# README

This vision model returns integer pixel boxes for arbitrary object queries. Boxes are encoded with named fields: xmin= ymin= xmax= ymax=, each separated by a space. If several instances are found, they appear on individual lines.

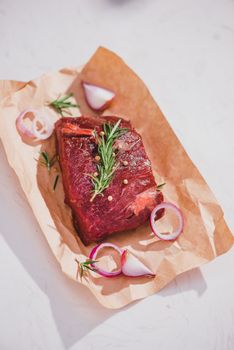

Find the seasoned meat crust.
xmin=55 ymin=116 xmax=163 ymax=245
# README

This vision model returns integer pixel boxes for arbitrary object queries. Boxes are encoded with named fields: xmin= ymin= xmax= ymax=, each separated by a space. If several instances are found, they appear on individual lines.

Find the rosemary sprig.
xmin=75 ymin=259 xmax=98 ymax=279
xmin=157 ymin=182 xmax=166 ymax=191
xmin=89 ymin=120 xmax=128 ymax=202
xmin=50 ymin=93 xmax=79 ymax=116
xmin=38 ymin=151 xmax=57 ymax=173
xmin=53 ymin=174 xmax=59 ymax=191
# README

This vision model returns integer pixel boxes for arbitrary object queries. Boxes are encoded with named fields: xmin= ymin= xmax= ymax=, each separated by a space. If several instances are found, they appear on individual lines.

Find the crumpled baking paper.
xmin=0 ymin=47 xmax=233 ymax=309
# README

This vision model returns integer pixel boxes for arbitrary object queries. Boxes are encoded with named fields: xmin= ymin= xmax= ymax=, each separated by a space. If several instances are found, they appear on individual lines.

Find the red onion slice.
xmin=82 ymin=82 xmax=115 ymax=111
xmin=89 ymin=242 xmax=123 ymax=278
xmin=121 ymin=250 xmax=154 ymax=277
xmin=16 ymin=109 xmax=54 ymax=140
xmin=31 ymin=114 xmax=54 ymax=140
xmin=150 ymin=202 xmax=184 ymax=241
xmin=16 ymin=109 xmax=39 ymax=138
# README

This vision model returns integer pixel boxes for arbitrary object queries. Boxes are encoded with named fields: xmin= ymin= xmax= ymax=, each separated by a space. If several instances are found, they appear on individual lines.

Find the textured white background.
xmin=0 ymin=0 xmax=234 ymax=349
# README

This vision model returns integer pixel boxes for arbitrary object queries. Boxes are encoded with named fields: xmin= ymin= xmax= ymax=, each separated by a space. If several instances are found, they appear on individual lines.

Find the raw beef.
xmin=55 ymin=116 xmax=163 ymax=245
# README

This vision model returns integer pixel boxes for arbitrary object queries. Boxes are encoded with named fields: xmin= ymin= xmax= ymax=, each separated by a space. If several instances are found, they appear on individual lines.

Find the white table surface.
xmin=0 ymin=0 xmax=234 ymax=349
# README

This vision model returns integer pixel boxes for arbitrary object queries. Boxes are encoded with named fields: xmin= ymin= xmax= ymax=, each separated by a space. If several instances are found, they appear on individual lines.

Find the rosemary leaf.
xmin=53 ymin=174 xmax=59 ymax=191
xmin=157 ymin=182 xmax=166 ymax=191
xmin=39 ymin=151 xmax=57 ymax=173
xmin=85 ymin=265 xmax=97 ymax=272
xmin=50 ymin=93 xmax=79 ymax=116
xmin=83 ymin=259 xmax=99 ymax=265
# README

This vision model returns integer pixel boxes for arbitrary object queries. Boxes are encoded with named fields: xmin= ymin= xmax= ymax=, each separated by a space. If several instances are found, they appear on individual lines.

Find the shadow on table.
xmin=159 ymin=268 xmax=207 ymax=298
xmin=0 ymin=142 xmax=119 ymax=349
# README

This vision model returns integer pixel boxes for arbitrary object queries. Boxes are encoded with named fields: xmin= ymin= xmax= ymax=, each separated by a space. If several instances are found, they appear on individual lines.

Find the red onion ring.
xmin=31 ymin=114 xmax=54 ymax=140
xmin=16 ymin=109 xmax=54 ymax=140
xmin=16 ymin=109 xmax=39 ymax=138
xmin=89 ymin=242 xmax=123 ymax=277
xmin=150 ymin=202 xmax=184 ymax=240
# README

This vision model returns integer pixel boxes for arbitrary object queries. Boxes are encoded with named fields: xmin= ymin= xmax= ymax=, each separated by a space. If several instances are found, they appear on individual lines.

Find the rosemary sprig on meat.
xmin=75 ymin=259 xmax=98 ymax=279
xmin=38 ymin=151 xmax=57 ymax=173
xmin=89 ymin=120 xmax=128 ymax=202
xmin=50 ymin=93 xmax=79 ymax=116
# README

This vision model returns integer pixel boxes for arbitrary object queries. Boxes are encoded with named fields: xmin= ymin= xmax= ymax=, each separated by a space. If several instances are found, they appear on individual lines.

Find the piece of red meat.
xmin=55 ymin=116 xmax=163 ymax=245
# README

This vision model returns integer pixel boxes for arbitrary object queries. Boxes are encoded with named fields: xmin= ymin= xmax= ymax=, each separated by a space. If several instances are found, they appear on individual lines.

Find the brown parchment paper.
xmin=0 ymin=47 xmax=233 ymax=309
